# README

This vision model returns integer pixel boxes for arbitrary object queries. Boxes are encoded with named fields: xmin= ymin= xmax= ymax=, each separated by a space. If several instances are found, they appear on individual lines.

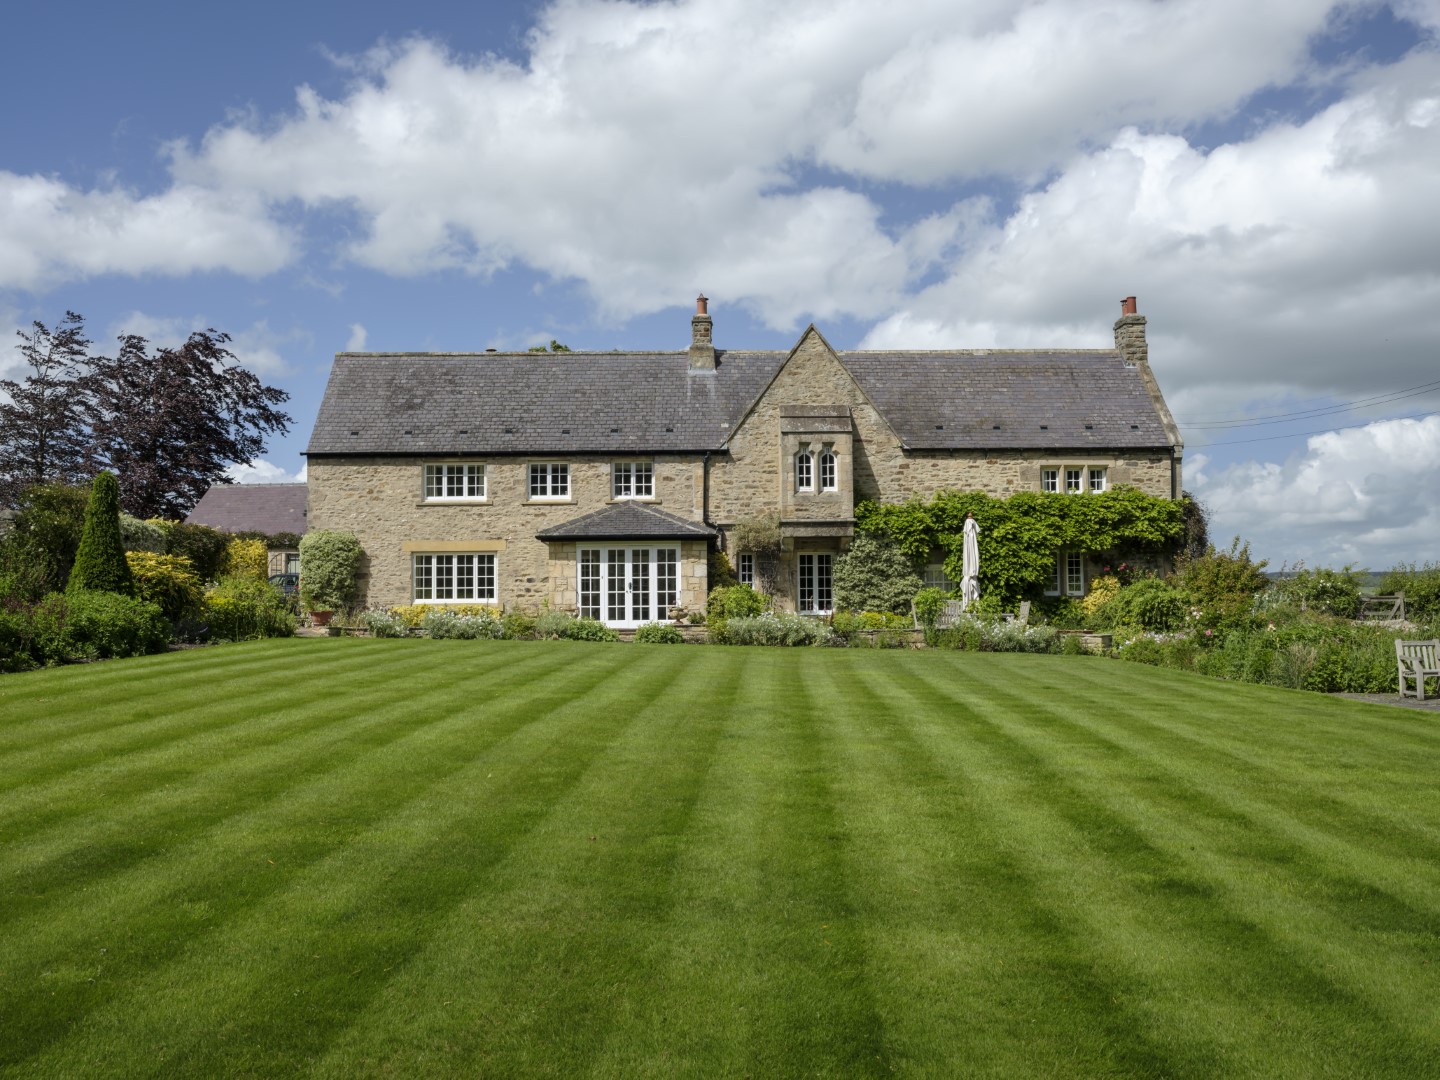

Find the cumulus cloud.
xmin=225 ymin=459 xmax=307 ymax=484
xmin=0 ymin=174 xmax=293 ymax=290
xmin=345 ymin=323 xmax=367 ymax=351
xmin=862 ymin=48 xmax=1440 ymax=418
xmin=150 ymin=0 xmax=1341 ymax=326
xmin=1190 ymin=414 xmax=1440 ymax=567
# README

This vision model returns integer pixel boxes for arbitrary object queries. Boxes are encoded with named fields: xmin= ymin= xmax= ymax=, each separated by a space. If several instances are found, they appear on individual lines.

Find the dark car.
xmin=268 ymin=572 xmax=300 ymax=596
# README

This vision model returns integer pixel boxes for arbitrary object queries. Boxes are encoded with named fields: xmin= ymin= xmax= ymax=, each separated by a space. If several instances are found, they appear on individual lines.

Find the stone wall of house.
xmin=710 ymin=329 xmax=1175 ymax=527
xmin=706 ymin=329 xmax=1178 ymax=610
xmin=307 ymin=455 xmax=706 ymax=613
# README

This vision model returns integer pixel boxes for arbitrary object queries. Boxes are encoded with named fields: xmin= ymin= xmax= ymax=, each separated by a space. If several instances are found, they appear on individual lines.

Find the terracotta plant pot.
xmin=310 ymin=610 xmax=334 ymax=627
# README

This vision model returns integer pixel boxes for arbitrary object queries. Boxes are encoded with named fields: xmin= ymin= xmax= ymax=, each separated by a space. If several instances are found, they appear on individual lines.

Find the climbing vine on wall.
xmin=855 ymin=487 xmax=1188 ymax=604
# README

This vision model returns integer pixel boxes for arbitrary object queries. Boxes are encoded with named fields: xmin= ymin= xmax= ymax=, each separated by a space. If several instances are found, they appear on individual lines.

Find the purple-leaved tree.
xmin=87 ymin=329 xmax=293 ymax=519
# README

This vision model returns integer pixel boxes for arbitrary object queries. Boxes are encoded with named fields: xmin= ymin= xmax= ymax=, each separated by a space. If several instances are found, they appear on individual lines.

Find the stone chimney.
xmin=1114 ymin=295 xmax=1184 ymax=486
xmin=1113 ymin=295 xmax=1147 ymax=367
xmin=689 ymin=294 xmax=716 ymax=371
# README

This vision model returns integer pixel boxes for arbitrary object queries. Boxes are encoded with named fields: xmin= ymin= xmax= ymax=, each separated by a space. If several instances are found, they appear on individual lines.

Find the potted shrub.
xmin=298 ymin=530 xmax=363 ymax=624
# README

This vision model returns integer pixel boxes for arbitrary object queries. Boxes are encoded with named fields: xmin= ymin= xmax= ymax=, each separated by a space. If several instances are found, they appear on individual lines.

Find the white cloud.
xmin=817 ymin=0 xmax=1333 ymax=182
xmin=1191 ymin=414 xmax=1440 ymax=567
xmin=153 ymin=1 xmax=1343 ymax=326
xmin=225 ymin=459 xmax=307 ymax=484
xmin=862 ymin=49 xmax=1440 ymax=416
xmin=345 ymin=323 xmax=368 ymax=351
xmin=0 ymin=174 xmax=293 ymax=290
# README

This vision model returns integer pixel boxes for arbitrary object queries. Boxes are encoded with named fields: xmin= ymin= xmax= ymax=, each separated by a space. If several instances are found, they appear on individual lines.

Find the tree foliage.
xmin=831 ymin=533 xmax=922 ymax=614
xmin=126 ymin=551 xmax=204 ymax=622
xmin=88 ymin=330 xmax=291 ymax=518
xmin=68 ymin=472 xmax=135 ymax=596
xmin=1 ymin=315 xmax=293 ymax=519
xmin=0 ymin=482 xmax=89 ymax=600
xmin=0 ymin=313 xmax=95 ymax=507
xmin=149 ymin=520 xmax=231 ymax=583
xmin=299 ymin=530 xmax=363 ymax=612
xmin=856 ymin=487 xmax=1188 ymax=605
xmin=1170 ymin=537 xmax=1270 ymax=631
xmin=731 ymin=514 xmax=784 ymax=594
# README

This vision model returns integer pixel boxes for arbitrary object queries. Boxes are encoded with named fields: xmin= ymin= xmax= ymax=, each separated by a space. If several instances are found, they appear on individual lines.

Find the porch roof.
xmin=535 ymin=503 xmax=717 ymax=542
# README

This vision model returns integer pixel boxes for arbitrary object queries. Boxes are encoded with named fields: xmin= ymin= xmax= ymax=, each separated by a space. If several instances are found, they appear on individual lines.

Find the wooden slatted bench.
xmin=1396 ymin=639 xmax=1440 ymax=701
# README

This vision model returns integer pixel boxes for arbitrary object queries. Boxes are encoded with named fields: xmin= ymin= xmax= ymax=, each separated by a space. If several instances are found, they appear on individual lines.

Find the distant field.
xmin=2 ymin=639 xmax=1438 ymax=1078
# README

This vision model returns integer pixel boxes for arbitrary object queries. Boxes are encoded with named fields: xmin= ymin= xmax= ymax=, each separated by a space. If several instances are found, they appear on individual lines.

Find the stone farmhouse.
xmin=304 ymin=297 xmax=1182 ymax=627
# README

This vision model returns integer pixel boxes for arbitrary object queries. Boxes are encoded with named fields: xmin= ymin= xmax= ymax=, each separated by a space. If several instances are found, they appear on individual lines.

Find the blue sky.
xmin=3 ymin=0 xmax=1438 ymax=569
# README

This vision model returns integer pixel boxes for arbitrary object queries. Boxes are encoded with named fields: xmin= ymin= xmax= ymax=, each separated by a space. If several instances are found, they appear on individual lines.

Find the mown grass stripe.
xmin=301 ymin=646 xmax=740 ymax=1077
xmin=1053 ymin=661 xmax=1440 ymax=857
xmin=0 ymin=638 xmax=532 ymax=785
xmin=18 ymin=645 xmax=693 ymax=1078
xmin=0 ymin=643 xmax=574 ymax=898
xmin=898 ymin=655 xmax=1437 ymax=1075
xmin=0 ymin=641 xmax=374 ymax=748
xmin=941 ymin=663 xmax=1440 ymax=1052
xmin=1010 ymin=663 xmax=1440 ymax=909
xmin=0 ymin=642 xmax=643 ymax=1069
xmin=2 ymin=641 xmax=1437 ymax=1076
xmin=820 ymin=653 xmax=1188 ymax=1077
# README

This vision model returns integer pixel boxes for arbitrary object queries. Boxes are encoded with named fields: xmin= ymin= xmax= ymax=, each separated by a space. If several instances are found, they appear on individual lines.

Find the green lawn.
xmin=2 ymin=639 xmax=1438 ymax=1078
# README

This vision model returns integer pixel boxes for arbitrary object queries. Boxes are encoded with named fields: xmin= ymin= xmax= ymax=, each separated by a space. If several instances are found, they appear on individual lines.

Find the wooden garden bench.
xmin=911 ymin=599 xmax=966 ymax=630
xmin=935 ymin=600 xmax=965 ymax=629
xmin=1396 ymin=639 xmax=1440 ymax=701
xmin=1004 ymin=601 xmax=1031 ymax=626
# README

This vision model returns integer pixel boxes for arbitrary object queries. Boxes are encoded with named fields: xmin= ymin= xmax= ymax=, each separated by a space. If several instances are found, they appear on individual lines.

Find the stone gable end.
xmin=710 ymin=327 xmax=899 ymax=525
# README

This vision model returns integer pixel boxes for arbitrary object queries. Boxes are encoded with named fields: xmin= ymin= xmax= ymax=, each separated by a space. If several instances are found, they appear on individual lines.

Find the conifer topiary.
xmin=68 ymin=472 xmax=135 ymax=596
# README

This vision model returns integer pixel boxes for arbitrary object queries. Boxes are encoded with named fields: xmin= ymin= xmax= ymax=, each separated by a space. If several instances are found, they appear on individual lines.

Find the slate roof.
xmin=534 ymin=503 xmax=718 ymax=541
xmin=307 ymin=351 xmax=781 ymax=456
xmin=185 ymin=483 xmax=307 ymax=535
xmin=838 ymin=351 xmax=1171 ymax=450
xmin=306 ymin=345 xmax=1175 ymax=456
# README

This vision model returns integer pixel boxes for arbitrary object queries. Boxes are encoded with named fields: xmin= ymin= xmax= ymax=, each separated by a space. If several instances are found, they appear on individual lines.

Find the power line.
xmin=1179 ymin=377 xmax=1440 ymax=428
xmin=1187 ymin=410 xmax=1438 ymax=448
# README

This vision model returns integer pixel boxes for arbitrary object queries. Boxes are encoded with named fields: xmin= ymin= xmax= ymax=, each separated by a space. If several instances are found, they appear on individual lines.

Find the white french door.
xmin=797 ymin=552 xmax=834 ymax=615
xmin=578 ymin=546 xmax=679 ymax=628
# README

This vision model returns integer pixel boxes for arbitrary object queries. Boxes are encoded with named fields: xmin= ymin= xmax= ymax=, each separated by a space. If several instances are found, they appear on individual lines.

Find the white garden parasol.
xmin=961 ymin=514 xmax=980 ymax=608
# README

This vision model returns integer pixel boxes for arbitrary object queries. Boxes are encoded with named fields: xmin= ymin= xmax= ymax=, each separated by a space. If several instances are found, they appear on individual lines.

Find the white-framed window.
xmin=795 ymin=451 xmax=814 ymax=492
xmin=819 ymin=449 xmax=837 ymax=492
xmin=797 ymin=553 xmax=834 ymax=614
xmin=1045 ymin=550 xmax=1086 ymax=596
xmin=736 ymin=553 xmax=755 ymax=587
xmin=612 ymin=461 xmax=654 ymax=499
xmin=1065 ymin=468 xmax=1083 ymax=494
xmin=424 ymin=462 xmax=486 ymax=501
xmin=1042 ymin=469 xmax=1058 ymax=493
xmin=1089 ymin=467 xmax=1108 ymax=493
xmin=528 ymin=462 xmax=570 ymax=500
xmin=924 ymin=562 xmax=954 ymax=591
xmin=577 ymin=545 xmax=679 ymax=627
xmin=412 ymin=553 xmax=497 ymax=603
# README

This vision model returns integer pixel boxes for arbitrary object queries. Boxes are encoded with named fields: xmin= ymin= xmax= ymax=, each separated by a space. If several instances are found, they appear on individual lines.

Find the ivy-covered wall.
xmin=855 ymin=487 xmax=1188 ymax=604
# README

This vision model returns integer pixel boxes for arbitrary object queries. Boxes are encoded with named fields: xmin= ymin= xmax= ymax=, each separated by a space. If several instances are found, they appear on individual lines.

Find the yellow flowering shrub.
xmin=220 ymin=537 xmax=268 ymax=580
xmin=388 ymin=603 xmax=496 ymax=628
xmin=1080 ymin=574 xmax=1121 ymax=622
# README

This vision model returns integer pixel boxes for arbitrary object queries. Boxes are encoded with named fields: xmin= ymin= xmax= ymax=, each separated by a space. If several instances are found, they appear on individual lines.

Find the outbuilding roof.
xmin=306 ymin=345 xmax=1174 ymax=456
xmin=185 ymin=483 xmax=307 ymax=535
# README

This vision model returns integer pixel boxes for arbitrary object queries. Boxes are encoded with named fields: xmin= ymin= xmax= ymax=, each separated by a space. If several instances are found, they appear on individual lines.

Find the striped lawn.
xmin=1 ymin=639 xmax=1438 ymax=1078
